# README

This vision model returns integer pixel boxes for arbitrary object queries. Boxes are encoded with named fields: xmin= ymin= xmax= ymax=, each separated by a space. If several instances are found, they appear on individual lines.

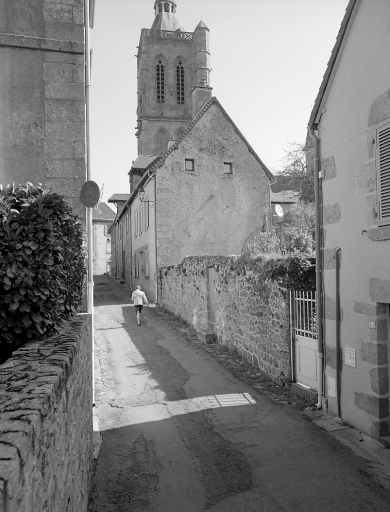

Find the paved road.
xmin=89 ymin=275 xmax=390 ymax=512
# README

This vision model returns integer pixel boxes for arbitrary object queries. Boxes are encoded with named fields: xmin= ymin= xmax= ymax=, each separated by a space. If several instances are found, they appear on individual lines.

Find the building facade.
xmin=0 ymin=0 xmax=94 ymax=219
xmin=92 ymin=202 xmax=115 ymax=275
xmin=308 ymin=0 xmax=390 ymax=442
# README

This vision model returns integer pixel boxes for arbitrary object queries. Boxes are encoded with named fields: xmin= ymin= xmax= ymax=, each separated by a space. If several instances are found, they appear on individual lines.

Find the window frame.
xmin=185 ymin=158 xmax=195 ymax=172
xmin=223 ymin=162 xmax=233 ymax=175
xmin=156 ymin=61 xmax=165 ymax=104
xmin=145 ymin=248 xmax=150 ymax=278
xmin=176 ymin=61 xmax=185 ymax=105
xmin=376 ymin=118 xmax=390 ymax=226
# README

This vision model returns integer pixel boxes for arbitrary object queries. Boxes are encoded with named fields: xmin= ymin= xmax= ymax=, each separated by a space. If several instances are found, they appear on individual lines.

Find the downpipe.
xmin=336 ymin=248 xmax=342 ymax=419
xmin=310 ymin=128 xmax=324 ymax=410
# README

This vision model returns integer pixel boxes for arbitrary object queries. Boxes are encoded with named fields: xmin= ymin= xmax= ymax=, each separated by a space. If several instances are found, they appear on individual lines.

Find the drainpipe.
xmin=154 ymin=174 xmax=158 ymax=304
xmin=310 ymin=128 xmax=324 ymax=410
xmin=335 ymin=248 xmax=342 ymax=418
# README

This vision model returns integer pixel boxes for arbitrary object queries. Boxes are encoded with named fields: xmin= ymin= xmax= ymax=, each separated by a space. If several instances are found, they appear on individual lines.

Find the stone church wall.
xmin=0 ymin=314 xmax=93 ymax=512
xmin=158 ymin=256 xmax=291 ymax=383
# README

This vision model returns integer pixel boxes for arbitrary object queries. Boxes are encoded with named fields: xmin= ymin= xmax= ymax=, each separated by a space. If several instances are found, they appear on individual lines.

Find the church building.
xmin=110 ymin=1 xmax=273 ymax=302
xmin=136 ymin=0 xmax=211 ymax=156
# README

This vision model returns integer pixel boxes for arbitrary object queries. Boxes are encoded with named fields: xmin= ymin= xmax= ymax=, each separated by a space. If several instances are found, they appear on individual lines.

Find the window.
xmin=185 ymin=159 xmax=195 ymax=171
xmin=224 ymin=162 xmax=233 ymax=175
xmin=134 ymin=254 xmax=138 ymax=278
xmin=145 ymin=201 xmax=149 ymax=228
xmin=156 ymin=127 xmax=170 ymax=155
xmin=140 ymin=205 xmax=143 ymax=233
xmin=177 ymin=62 xmax=184 ymax=104
xmin=164 ymin=2 xmax=169 ymax=12
xmin=376 ymin=120 xmax=390 ymax=225
xmin=135 ymin=211 xmax=138 ymax=237
xmin=145 ymin=249 xmax=150 ymax=278
xmin=158 ymin=3 xmax=162 ymax=13
xmin=157 ymin=61 xmax=164 ymax=103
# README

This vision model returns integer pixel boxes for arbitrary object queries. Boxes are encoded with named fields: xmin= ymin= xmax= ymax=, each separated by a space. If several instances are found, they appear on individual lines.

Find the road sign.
xmin=80 ymin=181 xmax=100 ymax=208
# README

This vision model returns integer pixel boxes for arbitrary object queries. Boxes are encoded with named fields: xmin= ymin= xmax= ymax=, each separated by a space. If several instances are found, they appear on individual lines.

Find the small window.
xmin=145 ymin=249 xmax=150 ymax=278
xmin=158 ymin=3 xmax=162 ymax=13
xmin=376 ymin=119 xmax=390 ymax=225
xmin=164 ymin=3 xmax=169 ymax=12
xmin=224 ymin=162 xmax=233 ymax=174
xmin=135 ymin=211 xmax=138 ymax=237
xmin=177 ymin=62 xmax=184 ymax=104
xmin=185 ymin=159 xmax=195 ymax=171
xmin=145 ymin=202 xmax=149 ymax=228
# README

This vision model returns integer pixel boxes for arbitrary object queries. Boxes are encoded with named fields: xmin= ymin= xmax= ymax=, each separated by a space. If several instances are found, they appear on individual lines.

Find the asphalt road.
xmin=89 ymin=275 xmax=390 ymax=512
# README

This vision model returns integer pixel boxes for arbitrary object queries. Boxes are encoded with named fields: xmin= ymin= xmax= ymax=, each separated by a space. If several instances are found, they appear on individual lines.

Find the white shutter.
xmin=377 ymin=121 xmax=390 ymax=224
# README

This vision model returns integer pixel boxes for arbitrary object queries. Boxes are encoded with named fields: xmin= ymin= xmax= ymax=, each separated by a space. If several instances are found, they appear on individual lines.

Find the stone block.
xmin=73 ymin=5 xmax=84 ymax=24
xmin=44 ymin=62 xmax=73 ymax=82
xmin=354 ymin=301 xmax=386 ymax=316
xmin=369 ymin=319 xmax=388 ymax=342
xmin=45 ymin=22 xmax=84 ymax=44
xmin=322 ymin=156 xmax=336 ymax=181
xmin=361 ymin=342 xmax=388 ymax=365
xmin=324 ymin=295 xmax=343 ymax=321
xmin=370 ymin=278 xmax=390 ymax=303
xmin=370 ymin=367 xmax=389 ymax=396
xmin=368 ymin=89 xmax=390 ymax=128
xmin=324 ymin=248 xmax=340 ymax=270
xmin=355 ymin=392 xmax=389 ymax=419
xmin=45 ymin=99 xmax=85 ymax=123
xmin=44 ymin=3 xmax=73 ymax=23
xmin=44 ymin=140 xmax=74 ymax=159
xmin=46 ymin=159 xmax=85 ymax=179
xmin=367 ymin=225 xmax=390 ymax=241
xmin=197 ymin=330 xmax=216 ymax=344
xmin=45 ymin=83 xmax=84 ymax=101
xmin=46 ymin=120 xmax=85 ymax=141
xmin=323 ymin=204 xmax=341 ymax=225
xmin=45 ymin=52 xmax=84 ymax=65
xmin=355 ymin=161 xmax=376 ymax=195
xmin=74 ymin=141 xmax=86 ymax=158
xmin=45 ymin=178 xmax=85 ymax=197
xmin=325 ymin=345 xmax=337 ymax=370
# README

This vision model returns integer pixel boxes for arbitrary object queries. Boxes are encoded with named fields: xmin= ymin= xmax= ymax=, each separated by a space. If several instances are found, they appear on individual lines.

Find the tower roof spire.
xmin=152 ymin=0 xmax=183 ymax=32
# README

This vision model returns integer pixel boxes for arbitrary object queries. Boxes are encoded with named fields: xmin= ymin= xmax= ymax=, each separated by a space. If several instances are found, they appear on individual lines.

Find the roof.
xmin=270 ymin=189 xmax=299 ymax=204
xmin=146 ymin=96 xmax=274 ymax=181
xmin=92 ymin=202 xmax=116 ymax=222
xmin=108 ymin=194 xmax=131 ymax=203
xmin=151 ymin=13 xmax=182 ymax=31
xmin=308 ymin=0 xmax=360 ymax=128
xmin=130 ymin=155 xmax=160 ymax=173
xmin=154 ymin=0 xmax=176 ymax=7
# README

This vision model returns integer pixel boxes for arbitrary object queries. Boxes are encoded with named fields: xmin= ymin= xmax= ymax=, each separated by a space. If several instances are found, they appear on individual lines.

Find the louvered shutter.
xmin=377 ymin=121 xmax=390 ymax=225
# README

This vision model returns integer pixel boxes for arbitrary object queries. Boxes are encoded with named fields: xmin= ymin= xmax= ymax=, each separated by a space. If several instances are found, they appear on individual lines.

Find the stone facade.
xmin=0 ymin=0 xmax=87 ymax=219
xmin=136 ymin=1 xmax=210 ymax=155
xmin=0 ymin=314 xmax=93 ymax=512
xmin=158 ymin=256 xmax=291 ymax=383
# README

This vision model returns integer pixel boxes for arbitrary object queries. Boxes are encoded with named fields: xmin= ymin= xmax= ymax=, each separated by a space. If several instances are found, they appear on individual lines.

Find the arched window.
xmin=158 ymin=3 xmax=162 ymax=13
xmin=157 ymin=61 xmax=164 ymax=103
xmin=176 ymin=61 xmax=184 ymax=104
xmin=156 ymin=128 xmax=170 ymax=155
xmin=175 ymin=127 xmax=186 ymax=141
xmin=164 ymin=3 xmax=169 ymax=12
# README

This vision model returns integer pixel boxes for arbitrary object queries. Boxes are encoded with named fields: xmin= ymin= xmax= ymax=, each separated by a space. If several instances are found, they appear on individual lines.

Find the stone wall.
xmin=158 ymin=256 xmax=291 ymax=383
xmin=0 ymin=314 xmax=93 ymax=512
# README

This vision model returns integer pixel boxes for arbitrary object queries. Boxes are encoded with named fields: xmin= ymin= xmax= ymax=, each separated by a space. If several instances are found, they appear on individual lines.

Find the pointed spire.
xmin=152 ymin=1 xmax=183 ymax=31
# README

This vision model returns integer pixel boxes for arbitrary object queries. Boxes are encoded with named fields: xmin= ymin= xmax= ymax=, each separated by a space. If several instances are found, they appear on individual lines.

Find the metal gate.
xmin=290 ymin=291 xmax=318 ymax=390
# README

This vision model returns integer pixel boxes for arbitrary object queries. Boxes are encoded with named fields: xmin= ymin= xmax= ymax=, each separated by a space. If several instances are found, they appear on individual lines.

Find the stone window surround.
xmin=184 ymin=155 xmax=196 ymax=172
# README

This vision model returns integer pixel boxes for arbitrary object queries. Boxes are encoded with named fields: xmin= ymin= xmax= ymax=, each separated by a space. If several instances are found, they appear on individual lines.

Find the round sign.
xmin=275 ymin=204 xmax=284 ymax=217
xmin=80 ymin=181 xmax=100 ymax=208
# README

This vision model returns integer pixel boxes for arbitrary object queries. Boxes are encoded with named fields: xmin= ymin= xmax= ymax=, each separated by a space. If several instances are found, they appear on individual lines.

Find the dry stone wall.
xmin=158 ymin=256 xmax=291 ymax=383
xmin=0 ymin=314 xmax=93 ymax=512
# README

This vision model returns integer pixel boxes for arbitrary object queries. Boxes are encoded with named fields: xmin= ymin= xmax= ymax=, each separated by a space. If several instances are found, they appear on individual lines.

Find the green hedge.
xmin=0 ymin=183 xmax=86 ymax=361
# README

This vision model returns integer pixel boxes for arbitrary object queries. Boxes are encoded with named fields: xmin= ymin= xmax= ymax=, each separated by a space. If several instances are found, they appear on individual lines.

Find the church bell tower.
xmin=136 ymin=0 xmax=211 ymax=156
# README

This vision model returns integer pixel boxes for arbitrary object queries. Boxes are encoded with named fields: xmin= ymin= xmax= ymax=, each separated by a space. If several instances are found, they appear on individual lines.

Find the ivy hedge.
xmin=0 ymin=183 xmax=86 ymax=362
xmin=161 ymin=253 xmax=316 ymax=292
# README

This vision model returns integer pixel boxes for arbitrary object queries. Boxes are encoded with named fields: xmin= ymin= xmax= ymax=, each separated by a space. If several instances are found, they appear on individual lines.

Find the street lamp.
xmin=138 ymin=185 xmax=155 ymax=207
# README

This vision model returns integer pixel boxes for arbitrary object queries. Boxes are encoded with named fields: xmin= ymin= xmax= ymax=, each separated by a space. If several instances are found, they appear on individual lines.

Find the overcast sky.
xmin=90 ymin=0 xmax=350 ymax=203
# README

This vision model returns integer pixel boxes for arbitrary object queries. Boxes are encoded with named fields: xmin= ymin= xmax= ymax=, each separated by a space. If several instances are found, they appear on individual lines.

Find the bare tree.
xmin=274 ymin=142 xmax=314 ymax=203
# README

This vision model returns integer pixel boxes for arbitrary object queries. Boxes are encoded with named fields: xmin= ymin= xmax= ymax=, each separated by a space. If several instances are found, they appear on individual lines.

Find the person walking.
xmin=131 ymin=285 xmax=149 ymax=326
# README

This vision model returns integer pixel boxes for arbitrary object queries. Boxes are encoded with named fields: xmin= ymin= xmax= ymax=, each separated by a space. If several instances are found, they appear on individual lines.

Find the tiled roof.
xmin=108 ymin=194 xmax=131 ymax=203
xmin=308 ymin=0 xmax=359 ymax=128
xmin=131 ymin=155 xmax=160 ymax=171
xmin=92 ymin=202 xmax=116 ymax=221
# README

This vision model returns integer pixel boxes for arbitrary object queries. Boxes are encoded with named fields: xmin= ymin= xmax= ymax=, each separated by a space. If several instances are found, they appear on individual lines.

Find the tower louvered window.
xmin=177 ymin=62 xmax=184 ymax=104
xmin=157 ymin=61 xmax=164 ymax=103
xmin=376 ymin=120 xmax=390 ymax=225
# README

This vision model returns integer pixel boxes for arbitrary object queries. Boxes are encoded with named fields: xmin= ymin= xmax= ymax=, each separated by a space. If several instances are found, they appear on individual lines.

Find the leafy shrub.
xmin=0 ymin=183 xmax=86 ymax=360
xmin=243 ymin=230 xmax=280 ymax=257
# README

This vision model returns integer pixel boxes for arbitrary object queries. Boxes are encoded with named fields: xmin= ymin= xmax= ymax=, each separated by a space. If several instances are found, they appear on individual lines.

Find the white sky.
xmin=90 ymin=0 xmax=350 ymax=203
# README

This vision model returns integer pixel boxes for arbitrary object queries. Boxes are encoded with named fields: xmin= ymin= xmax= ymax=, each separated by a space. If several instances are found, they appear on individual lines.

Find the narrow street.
xmin=89 ymin=275 xmax=390 ymax=512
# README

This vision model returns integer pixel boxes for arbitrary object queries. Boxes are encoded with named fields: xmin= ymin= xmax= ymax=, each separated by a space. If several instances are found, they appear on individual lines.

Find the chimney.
xmin=192 ymin=80 xmax=213 ymax=119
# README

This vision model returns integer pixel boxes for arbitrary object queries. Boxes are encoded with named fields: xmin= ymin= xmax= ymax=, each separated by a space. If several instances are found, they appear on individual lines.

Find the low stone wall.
xmin=0 ymin=314 xmax=93 ymax=512
xmin=158 ymin=256 xmax=291 ymax=383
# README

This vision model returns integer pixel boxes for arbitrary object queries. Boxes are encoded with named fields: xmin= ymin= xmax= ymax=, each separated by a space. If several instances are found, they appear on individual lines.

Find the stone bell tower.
xmin=136 ymin=0 xmax=212 ymax=156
